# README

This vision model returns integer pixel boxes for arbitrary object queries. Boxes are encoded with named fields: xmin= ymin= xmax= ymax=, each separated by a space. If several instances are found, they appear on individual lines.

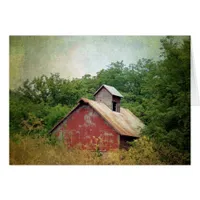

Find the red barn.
xmin=49 ymin=85 xmax=144 ymax=151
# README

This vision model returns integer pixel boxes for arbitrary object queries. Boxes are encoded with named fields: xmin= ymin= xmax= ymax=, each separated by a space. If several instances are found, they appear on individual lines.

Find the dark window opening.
xmin=112 ymin=102 xmax=117 ymax=111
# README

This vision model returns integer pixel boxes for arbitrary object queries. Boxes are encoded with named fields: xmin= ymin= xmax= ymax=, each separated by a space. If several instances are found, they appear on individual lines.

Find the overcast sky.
xmin=10 ymin=36 xmax=164 ymax=89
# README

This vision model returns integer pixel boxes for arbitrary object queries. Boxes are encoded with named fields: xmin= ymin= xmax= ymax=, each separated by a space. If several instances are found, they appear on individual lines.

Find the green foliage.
xmin=127 ymin=136 xmax=189 ymax=165
xmin=154 ymin=143 xmax=190 ymax=165
xmin=9 ymin=90 xmax=49 ymax=134
xmin=21 ymin=113 xmax=44 ymax=134
xmin=123 ymin=136 xmax=162 ymax=164
xmin=44 ymin=104 xmax=71 ymax=130
xmin=45 ymin=134 xmax=60 ymax=146
xmin=140 ymin=37 xmax=190 ymax=152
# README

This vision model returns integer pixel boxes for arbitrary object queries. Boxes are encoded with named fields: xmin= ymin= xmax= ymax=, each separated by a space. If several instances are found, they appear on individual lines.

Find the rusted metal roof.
xmin=94 ymin=84 xmax=123 ymax=98
xmin=80 ymin=98 xmax=144 ymax=137
xmin=49 ymin=97 xmax=144 ymax=137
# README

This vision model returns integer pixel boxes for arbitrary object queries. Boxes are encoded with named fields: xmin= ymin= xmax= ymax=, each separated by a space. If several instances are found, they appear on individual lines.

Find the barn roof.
xmin=94 ymin=84 xmax=123 ymax=98
xmin=49 ymin=98 xmax=144 ymax=137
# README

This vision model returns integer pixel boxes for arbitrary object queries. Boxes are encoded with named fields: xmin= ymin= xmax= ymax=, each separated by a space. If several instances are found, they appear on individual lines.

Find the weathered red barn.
xmin=49 ymin=85 xmax=144 ymax=151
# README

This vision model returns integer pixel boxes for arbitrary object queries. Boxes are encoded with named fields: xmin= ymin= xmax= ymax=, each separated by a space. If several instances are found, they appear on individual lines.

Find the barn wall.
xmin=52 ymin=104 xmax=119 ymax=151
xmin=95 ymin=88 xmax=112 ymax=110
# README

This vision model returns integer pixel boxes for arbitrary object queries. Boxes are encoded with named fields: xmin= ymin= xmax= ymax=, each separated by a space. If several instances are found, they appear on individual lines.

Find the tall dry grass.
xmin=10 ymin=134 xmax=189 ymax=165
xmin=9 ymin=134 xmax=161 ymax=165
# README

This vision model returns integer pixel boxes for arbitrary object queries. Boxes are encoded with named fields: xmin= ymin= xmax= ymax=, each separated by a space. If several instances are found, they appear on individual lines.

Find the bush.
xmin=154 ymin=143 xmax=190 ymax=165
xmin=122 ymin=136 xmax=163 ymax=165
xmin=43 ymin=104 xmax=71 ymax=130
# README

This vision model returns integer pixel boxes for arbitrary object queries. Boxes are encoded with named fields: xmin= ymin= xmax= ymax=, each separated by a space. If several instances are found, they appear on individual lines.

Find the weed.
xmin=9 ymin=134 xmax=189 ymax=165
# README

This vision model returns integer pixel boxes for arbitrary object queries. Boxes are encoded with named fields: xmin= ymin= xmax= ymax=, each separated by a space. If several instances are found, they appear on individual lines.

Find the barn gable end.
xmin=94 ymin=85 xmax=123 ymax=112
xmin=94 ymin=87 xmax=113 ymax=110
xmin=51 ymin=103 xmax=120 ymax=151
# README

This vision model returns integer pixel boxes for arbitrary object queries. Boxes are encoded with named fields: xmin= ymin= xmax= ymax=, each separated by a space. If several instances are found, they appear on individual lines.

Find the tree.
xmin=141 ymin=36 xmax=190 ymax=151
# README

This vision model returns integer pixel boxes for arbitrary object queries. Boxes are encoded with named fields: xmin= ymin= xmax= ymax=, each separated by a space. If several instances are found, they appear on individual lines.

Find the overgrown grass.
xmin=9 ymin=134 xmax=190 ymax=165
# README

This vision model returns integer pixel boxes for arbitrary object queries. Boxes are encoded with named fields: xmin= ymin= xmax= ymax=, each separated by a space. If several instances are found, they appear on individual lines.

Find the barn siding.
xmin=95 ymin=88 xmax=113 ymax=110
xmin=52 ymin=104 xmax=119 ymax=151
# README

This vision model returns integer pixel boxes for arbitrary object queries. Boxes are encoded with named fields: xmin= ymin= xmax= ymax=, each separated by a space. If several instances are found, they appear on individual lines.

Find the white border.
xmin=1 ymin=1 xmax=200 ymax=200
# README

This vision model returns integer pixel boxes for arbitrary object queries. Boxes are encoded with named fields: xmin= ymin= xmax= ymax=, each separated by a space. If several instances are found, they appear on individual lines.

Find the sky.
xmin=9 ymin=36 xmax=164 ymax=89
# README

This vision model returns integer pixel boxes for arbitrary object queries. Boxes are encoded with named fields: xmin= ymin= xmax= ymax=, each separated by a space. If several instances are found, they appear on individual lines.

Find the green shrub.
xmin=44 ymin=104 xmax=71 ymax=130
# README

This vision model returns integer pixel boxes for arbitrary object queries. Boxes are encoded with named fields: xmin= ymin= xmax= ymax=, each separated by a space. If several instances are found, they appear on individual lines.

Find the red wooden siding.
xmin=52 ymin=104 xmax=119 ymax=151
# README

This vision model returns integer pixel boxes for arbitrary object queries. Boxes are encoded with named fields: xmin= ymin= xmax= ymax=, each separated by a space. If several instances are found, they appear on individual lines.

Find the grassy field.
xmin=9 ymin=134 xmax=189 ymax=165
